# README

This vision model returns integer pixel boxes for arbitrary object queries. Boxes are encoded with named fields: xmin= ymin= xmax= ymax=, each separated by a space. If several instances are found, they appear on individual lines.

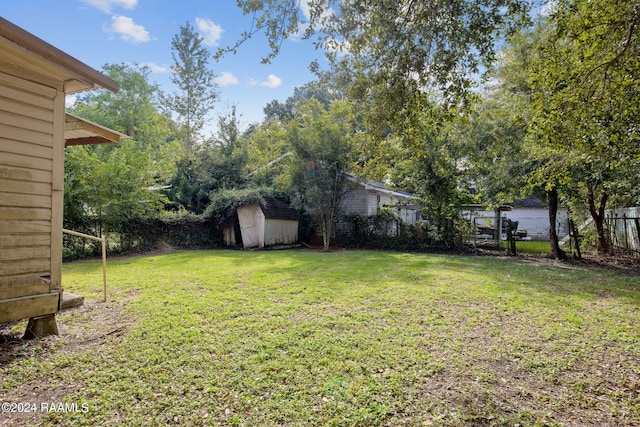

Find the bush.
xmin=335 ymin=211 xmax=422 ymax=250
xmin=63 ymin=214 xmax=220 ymax=261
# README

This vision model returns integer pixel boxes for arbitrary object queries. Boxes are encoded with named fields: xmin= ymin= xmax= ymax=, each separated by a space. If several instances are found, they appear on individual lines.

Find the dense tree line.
xmin=65 ymin=0 xmax=639 ymax=257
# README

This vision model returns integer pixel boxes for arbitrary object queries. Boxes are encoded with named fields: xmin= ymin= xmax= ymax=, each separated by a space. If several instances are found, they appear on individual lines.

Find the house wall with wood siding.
xmin=0 ymin=18 xmax=119 ymax=325
xmin=341 ymin=184 xmax=418 ymax=225
xmin=341 ymin=187 xmax=390 ymax=216
xmin=0 ymin=71 xmax=64 ymax=322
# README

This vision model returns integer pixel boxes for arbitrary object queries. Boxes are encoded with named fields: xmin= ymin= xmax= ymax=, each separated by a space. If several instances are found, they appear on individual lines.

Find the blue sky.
xmin=1 ymin=0 xmax=326 ymax=130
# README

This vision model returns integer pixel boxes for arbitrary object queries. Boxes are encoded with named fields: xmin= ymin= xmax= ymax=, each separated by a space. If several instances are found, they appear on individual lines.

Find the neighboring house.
xmin=224 ymin=197 xmax=299 ymax=249
xmin=0 ymin=18 xmax=123 ymax=332
xmin=341 ymin=178 xmax=419 ymax=225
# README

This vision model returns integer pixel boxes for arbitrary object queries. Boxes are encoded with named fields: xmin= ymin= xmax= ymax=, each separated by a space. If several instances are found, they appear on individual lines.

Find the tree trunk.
xmin=321 ymin=210 xmax=333 ymax=251
xmin=587 ymin=185 xmax=609 ymax=256
xmin=569 ymin=218 xmax=582 ymax=259
xmin=548 ymin=187 xmax=567 ymax=260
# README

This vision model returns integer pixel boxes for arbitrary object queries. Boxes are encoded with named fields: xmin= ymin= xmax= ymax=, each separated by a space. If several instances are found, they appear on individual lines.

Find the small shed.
xmin=225 ymin=197 xmax=299 ymax=249
xmin=0 ymin=18 xmax=121 ymax=330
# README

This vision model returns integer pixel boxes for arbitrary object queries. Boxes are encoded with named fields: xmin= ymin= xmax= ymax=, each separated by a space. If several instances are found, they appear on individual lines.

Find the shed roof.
xmin=261 ymin=197 xmax=299 ymax=221
xmin=0 ymin=17 xmax=119 ymax=94
xmin=65 ymin=113 xmax=129 ymax=146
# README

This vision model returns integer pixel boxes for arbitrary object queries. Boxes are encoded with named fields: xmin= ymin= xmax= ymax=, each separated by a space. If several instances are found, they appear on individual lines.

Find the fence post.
xmin=623 ymin=214 xmax=629 ymax=251
xmin=102 ymin=234 xmax=107 ymax=302
xmin=63 ymin=229 xmax=108 ymax=302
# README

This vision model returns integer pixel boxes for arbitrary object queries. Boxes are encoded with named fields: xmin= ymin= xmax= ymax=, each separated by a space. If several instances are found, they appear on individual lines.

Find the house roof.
xmin=261 ymin=197 xmax=299 ymax=221
xmin=362 ymin=180 xmax=415 ymax=199
xmin=345 ymin=175 xmax=415 ymax=200
xmin=0 ymin=17 xmax=119 ymax=94
xmin=462 ymin=204 xmax=513 ymax=212
xmin=65 ymin=113 xmax=129 ymax=146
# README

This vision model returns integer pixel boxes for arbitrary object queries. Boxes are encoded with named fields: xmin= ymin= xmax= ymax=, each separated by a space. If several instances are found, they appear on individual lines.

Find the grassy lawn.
xmin=1 ymin=249 xmax=639 ymax=426
xmin=500 ymin=240 xmax=555 ymax=256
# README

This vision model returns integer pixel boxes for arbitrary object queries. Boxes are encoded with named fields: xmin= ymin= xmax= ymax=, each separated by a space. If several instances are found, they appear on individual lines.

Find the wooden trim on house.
xmin=50 ymin=90 xmax=65 ymax=293
xmin=0 ymin=292 xmax=59 ymax=324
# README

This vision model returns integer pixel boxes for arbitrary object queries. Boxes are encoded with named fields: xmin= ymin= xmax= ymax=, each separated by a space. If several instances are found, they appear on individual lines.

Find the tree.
xmin=165 ymin=106 xmax=248 ymax=214
xmin=226 ymin=0 xmax=530 ymax=146
xmin=244 ymin=120 xmax=291 ymax=188
xmin=163 ymin=21 xmax=219 ymax=156
xmin=529 ymin=0 xmax=640 ymax=256
xmin=225 ymin=0 xmax=532 ymax=250
xmin=66 ymin=63 xmax=177 ymax=236
xmin=264 ymin=78 xmax=344 ymax=121
xmin=72 ymin=63 xmax=181 ymax=183
xmin=287 ymin=98 xmax=356 ymax=250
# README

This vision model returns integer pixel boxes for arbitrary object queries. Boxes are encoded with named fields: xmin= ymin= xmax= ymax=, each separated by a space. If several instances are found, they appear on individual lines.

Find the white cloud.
xmin=324 ymin=38 xmax=350 ymax=56
xmin=540 ymin=0 xmax=558 ymax=16
xmin=259 ymin=74 xmax=282 ymax=89
xmin=108 ymin=15 xmax=150 ymax=44
xmin=215 ymin=72 xmax=239 ymax=86
xmin=138 ymin=62 xmax=170 ymax=73
xmin=195 ymin=17 xmax=223 ymax=47
xmin=65 ymin=95 xmax=77 ymax=109
xmin=81 ymin=0 xmax=137 ymax=13
xmin=291 ymin=1 xmax=334 ymax=40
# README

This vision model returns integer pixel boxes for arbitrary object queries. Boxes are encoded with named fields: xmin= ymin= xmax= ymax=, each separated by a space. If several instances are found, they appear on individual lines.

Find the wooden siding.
xmin=0 ymin=292 xmax=59 ymax=324
xmin=341 ymin=186 xmax=408 ymax=217
xmin=263 ymin=219 xmax=298 ymax=247
xmin=341 ymin=187 xmax=370 ymax=215
xmin=0 ymin=71 xmax=55 ymax=300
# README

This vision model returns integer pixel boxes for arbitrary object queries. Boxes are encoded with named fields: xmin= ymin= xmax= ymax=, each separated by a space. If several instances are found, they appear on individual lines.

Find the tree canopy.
xmin=163 ymin=21 xmax=219 ymax=155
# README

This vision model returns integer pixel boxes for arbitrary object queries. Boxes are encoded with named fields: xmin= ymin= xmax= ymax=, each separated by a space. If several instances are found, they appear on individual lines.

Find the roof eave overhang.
xmin=65 ymin=113 xmax=130 ymax=146
xmin=0 ymin=17 xmax=119 ymax=94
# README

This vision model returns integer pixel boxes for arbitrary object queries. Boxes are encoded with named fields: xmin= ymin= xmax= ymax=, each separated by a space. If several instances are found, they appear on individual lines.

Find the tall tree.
xmin=66 ymin=63 xmax=176 ymax=235
xmin=529 ymin=0 xmax=640 ymax=256
xmin=244 ymin=120 xmax=291 ymax=188
xmin=264 ymin=78 xmax=344 ymax=121
xmin=163 ymin=21 xmax=219 ymax=156
xmin=287 ymin=98 xmax=356 ymax=250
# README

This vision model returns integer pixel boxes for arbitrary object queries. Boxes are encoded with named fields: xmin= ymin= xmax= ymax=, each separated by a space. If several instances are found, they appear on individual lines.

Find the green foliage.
xmin=165 ymin=147 xmax=247 ymax=215
xmin=287 ymin=98 xmax=357 ymax=250
xmin=243 ymin=119 xmax=291 ymax=188
xmin=336 ymin=211 xmax=424 ymax=250
xmin=63 ymin=213 xmax=220 ymax=261
xmin=162 ymin=21 xmax=219 ymax=154
xmin=528 ymin=1 xmax=640 ymax=254
xmin=263 ymin=79 xmax=344 ymax=121
xmin=165 ymin=106 xmax=249 ymax=214
xmin=229 ymin=0 xmax=530 ymax=125
xmin=65 ymin=63 xmax=176 ymax=240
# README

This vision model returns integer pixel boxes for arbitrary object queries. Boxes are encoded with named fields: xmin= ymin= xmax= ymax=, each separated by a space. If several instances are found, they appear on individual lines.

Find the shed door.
xmin=237 ymin=205 xmax=262 ymax=249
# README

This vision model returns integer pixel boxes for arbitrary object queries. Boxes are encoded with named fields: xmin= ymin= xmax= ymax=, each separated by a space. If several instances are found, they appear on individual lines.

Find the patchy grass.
xmin=1 ymin=249 xmax=639 ymax=426
xmin=500 ymin=240 xmax=555 ymax=255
